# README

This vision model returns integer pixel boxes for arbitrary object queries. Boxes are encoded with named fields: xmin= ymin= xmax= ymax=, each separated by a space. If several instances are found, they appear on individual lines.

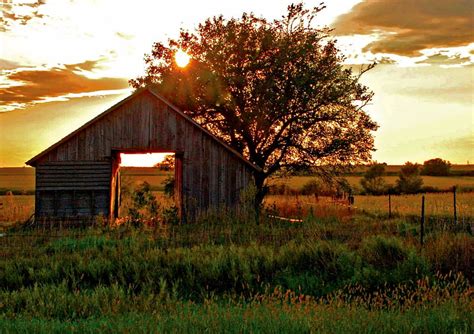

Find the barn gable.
xmin=27 ymin=88 xmax=258 ymax=222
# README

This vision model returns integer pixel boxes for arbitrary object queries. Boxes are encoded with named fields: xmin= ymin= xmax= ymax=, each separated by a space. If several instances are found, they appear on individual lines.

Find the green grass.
xmin=0 ymin=224 xmax=472 ymax=332
xmin=1 ymin=297 xmax=471 ymax=333
xmin=0 ymin=182 xmax=472 ymax=332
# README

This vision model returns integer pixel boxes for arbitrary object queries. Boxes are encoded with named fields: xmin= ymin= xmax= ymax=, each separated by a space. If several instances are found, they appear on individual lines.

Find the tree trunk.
xmin=253 ymin=171 xmax=268 ymax=225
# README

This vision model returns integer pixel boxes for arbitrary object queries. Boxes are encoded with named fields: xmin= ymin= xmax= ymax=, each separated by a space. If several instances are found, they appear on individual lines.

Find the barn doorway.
xmin=111 ymin=151 xmax=183 ymax=222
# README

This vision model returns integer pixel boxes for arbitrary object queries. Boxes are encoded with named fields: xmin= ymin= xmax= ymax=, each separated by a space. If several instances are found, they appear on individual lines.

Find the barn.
xmin=26 ymin=88 xmax=258 ymax=223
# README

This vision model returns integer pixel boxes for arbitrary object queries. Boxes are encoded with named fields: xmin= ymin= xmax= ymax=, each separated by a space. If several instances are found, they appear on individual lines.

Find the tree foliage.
xmin=154 ymin=154 xmax=175 ymax=171
xmin=421 ymin=158 xmax=451 ymax=176
xmin=360 ymin=163 xmax=387 ymax=195
xmin=131 ymin=3 xmax=378 ymax=203
xmin=396 ymin=162 xmax=423 ymax=194
xmin=128 ymin=181 xmax=159 ymax=221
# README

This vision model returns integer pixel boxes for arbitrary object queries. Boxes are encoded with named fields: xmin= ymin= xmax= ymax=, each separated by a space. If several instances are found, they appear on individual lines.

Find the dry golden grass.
xmin=264 ymin=195 xmax=355 ymax=221
xmin=2 ymin=192 xmax=473 ymax=227
xmin=0 ymin=168 xmax=35 ymax=191
xmin=354 ymin=192 xmax=474 ymax=219
xmin=269 ymin=175 xmax=474 ymax=191
xmin=0 ymin=195 xmax=34 ymax=226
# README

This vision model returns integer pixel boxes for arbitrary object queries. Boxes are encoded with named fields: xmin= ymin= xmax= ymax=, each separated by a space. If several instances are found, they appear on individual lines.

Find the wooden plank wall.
xmin=36 ymin=161 xmax=111 ymax=218
xmin=35 ymin=90 xmax=254 ymax=219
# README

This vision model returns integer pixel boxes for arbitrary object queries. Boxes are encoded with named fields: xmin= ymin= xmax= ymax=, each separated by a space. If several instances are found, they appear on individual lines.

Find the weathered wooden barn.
xmin=26 ymin=88 xmax=258 ymax=222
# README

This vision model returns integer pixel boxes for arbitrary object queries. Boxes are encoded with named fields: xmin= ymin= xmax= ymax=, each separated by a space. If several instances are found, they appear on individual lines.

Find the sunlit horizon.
xmin=119 ymin=153 xmax=171 ymax=167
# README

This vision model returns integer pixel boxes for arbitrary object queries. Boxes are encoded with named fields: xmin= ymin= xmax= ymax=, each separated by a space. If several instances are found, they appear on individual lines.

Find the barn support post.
xmin=174 ymin=153 xmax=185 ymax=224
xmin=110 ymin=152 xmax=121 ymax=222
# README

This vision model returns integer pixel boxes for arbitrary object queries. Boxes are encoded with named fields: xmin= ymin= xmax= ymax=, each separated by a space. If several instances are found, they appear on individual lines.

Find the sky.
xmin=0 ymin=0 xmax=473 ymax=167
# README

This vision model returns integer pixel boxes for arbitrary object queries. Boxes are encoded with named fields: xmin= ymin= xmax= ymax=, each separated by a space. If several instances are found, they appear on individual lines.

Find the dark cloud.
xmin=0 ymin=0 xmax=46 ymax=32
xmin=417 ymin=54 xmax=472 ymax=65
xmin=0 ymin=60 xmax=129 ymax=107
xmin=435 ymin=135 xmax=474 ymax=159
xmin=0 ymin=58 xmax=22 ymax=70
xmin=64 ymin=59 xmax=105 ymax=72
xmin=333 ymin=0 xmax=474 ymax=56
xmin=375 ymin=56 xmax=396 ymax=65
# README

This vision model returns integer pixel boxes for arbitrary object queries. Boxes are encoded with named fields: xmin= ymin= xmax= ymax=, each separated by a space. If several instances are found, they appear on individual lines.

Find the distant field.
xmin=270 ymin=175 xmax=474 ymax=192
xmin=1 ymin=166 xmax=473 ymax=193
xmin=350 ymin=164 xmax=474 ymax=175
xmin=0 ymin=167 xmax=171 ymax=192
xmin=0 ymin=168 xmax=35 ymax=191
xmin=354 ymin=192 xmax=474 ymax=219
xmin=120 ymin=167 xmax=172 ymax=191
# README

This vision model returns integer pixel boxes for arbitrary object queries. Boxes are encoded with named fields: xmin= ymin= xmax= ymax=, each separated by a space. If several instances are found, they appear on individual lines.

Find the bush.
xmin=396 ymin=162 xmax=423 ymax=194
xmin=360 ymin=163 xmax=387 ymax=195
xmin=422 ymin=158 xmax=451 ymax=176
xmin=425 ymin=234 xmax=473 ymax=280
xmin=360 ymin=236 xmax=408 ymax=270
xmin=128 ymin=181 xmax=159 ymax=222
xmin=300 ymin=180 xmax=321 ymax=195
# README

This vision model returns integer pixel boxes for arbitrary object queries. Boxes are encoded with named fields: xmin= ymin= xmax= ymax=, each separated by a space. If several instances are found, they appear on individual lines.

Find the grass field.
xmin=0 ymin=167 xmax=35 ymax=191
xmin=2 ymin=166 xmax=473 ymax=193
xmin=269 ymin=175 xmax=474 ymax=192
xmin=350 ymin=164 xmax=474 ymax=175
xmin=0 ymin=207 xmax=472 ymax=332
xmin=0 ymin=167 xmax=472 ymax=331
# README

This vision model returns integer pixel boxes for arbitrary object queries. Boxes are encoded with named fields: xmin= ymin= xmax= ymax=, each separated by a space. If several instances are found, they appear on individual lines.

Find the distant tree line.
xmin=360 ymin=158 xmax=456 ymax=195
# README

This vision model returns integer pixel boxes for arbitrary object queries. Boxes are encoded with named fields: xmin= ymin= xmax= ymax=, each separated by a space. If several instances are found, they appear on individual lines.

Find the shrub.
xmin=422 ymin=158 xmax=451 ymax=176
xmin=162 ymin=176 xmax=175 ymax=197
xmin=301 ymin=180 xmax=321 ymax=196
xmin=128 ymin=181 xmax=159 ymax=221
xmin=360 ymin=163 xmax=387 ymax=195
xmin=396 ymin=162 xmax=423 ymax=194
xmin=425 ymin=233 xmax=473 ymax=280
xmin=360 ymin=236 xmax=408 ymax=270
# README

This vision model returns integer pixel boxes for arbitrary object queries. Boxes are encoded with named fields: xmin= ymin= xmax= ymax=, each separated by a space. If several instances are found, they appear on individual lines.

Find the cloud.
xmin=0 ymin=58 xmax=22 ymax=70
xmin=416 ymin=53 xmax=472 ymax=66
xmin=0 ymin=59 xmax=129 ymax=110
xmin=433 ymin=135 xmax=474 ymax=163
xmin=0 ymin=0 xmax=46 ymax=32
xmin=333 ymin=0 xmax=474 ymax=56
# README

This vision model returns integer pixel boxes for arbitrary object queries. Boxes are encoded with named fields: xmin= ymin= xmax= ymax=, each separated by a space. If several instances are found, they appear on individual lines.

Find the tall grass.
xmin=0 ymin=196 xmax=472 ymax=332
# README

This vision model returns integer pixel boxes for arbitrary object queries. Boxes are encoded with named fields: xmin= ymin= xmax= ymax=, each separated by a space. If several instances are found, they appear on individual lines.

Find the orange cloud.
xmin=0 ymin=0 xmax=46 ymax=32
xmin=333 ymin=0 xmax=474 ymax=56
xmin=0 ymin=60 xmax=129 ymax=109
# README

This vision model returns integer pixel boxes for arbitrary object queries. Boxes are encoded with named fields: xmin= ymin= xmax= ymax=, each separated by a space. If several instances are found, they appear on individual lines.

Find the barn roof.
xmin=26 ymin=88 xmax=261 ymax=172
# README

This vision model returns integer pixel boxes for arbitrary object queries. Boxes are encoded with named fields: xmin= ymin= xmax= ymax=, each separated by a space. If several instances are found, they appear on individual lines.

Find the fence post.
xmin=420 ymin=195 xmax=425 ymax=247
xmin=453 ymin=186 xmax=457 ymax=225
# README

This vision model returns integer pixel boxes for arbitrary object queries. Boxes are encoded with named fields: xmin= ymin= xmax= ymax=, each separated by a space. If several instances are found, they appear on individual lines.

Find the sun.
xmin=175 ymin=49 xmax=190 ymax=68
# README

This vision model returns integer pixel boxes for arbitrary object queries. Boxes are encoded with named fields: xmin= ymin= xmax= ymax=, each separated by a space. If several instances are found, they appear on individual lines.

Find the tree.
xmin=396 ymin=162 xmax=423 ymax=194
xmin=154 ymin=154 xmax=175 ymax=171
xmin=360 ymin=163 xmax=387 ymax=195
xmin=131 ymin=3 xmax=378 ymax=205
xmin=421 ymin=158 xmax=451 ymax=176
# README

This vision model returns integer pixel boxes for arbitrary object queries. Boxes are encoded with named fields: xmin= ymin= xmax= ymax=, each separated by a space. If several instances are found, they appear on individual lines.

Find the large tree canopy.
xmin=131 ymin=3 xmax=378 ymax=202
